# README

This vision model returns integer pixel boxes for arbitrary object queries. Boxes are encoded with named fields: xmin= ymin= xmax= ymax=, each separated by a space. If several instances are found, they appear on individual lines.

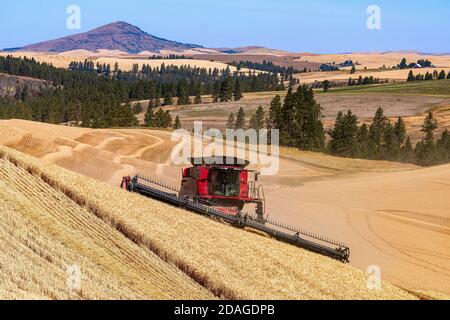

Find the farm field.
xmin=0 ymin=145 xmax=416 ymax=299
xmin=154 ymin=90 xmax=450 ymax=143
xmin=0 ymin=120 xmax=449 ymax=297
xmin=330 ymin=79 xmax=450 ymax=96
xmin=297 ymin=52 xmax=450 ymax=70
xmin=0 ymin=150 xmax=213 ymax=300
xmin=295 ymin=68 xmax=450 ymax=85
xmin=0 ymin=51 xmax=257 ymax=74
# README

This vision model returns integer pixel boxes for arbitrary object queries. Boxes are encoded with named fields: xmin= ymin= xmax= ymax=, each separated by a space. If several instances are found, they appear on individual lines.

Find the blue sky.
xmin=1 ymin=0 xmax=449 ymax=53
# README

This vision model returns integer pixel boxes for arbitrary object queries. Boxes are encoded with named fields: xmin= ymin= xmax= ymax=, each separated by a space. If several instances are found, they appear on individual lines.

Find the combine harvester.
xmin=121 ymin=156 xmax=350 ymax=262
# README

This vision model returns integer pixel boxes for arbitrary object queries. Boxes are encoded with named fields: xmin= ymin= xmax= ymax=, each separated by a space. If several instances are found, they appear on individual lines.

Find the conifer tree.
xmin=249 ymin=106 xmax=265 ymax=132
xmin=438 ymin=70 xmax=447 ymax=80
xmin=132 ymin=102 xmax=143 ymax=115
xmin=194 ymin=86 xmax=202 ymax=104
xmin=322 ymin=80 xmax=330 ymax=92
xmin=400 ymin=137 xmax=415 ymax=162
xmin=212 ymin=81 xmax=221 ymax=103
xmin=220 ymin=77 xmax=233 ymax=102
xmin=174 ymin=116 xmax=182 ymax=129
xmin=163 ymin=93 xmax=173 ymax=106
xmin=226 ymin=113 xmax=235 ymax=129
xmin=235 ymin=107 xmax=246 ymax=129
xmin=233 ymin=78 xmax=243 ymax=101
xmin=328 ymin=110 xmax=359 ymax=157
xmin=394 ymin=117 xmax=407 ymax=145
xmin=267 ymin=95 xmax=282 ymax=129
xmin=356 ymin=123 xmax=370 ymax=158
xmin=369 ymin=107 xmax=388 ymax=158
xmin=144 ymin=107 xmax=155 ymax=127
xmin=437 ymin=129 xmax=450 ymax=162
xmin=415 ymin=112 xmax=438 ymax=166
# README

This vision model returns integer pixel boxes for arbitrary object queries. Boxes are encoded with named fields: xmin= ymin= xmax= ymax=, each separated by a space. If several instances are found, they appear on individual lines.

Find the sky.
xmin=1 ymin=0 xmax=449 ymax=53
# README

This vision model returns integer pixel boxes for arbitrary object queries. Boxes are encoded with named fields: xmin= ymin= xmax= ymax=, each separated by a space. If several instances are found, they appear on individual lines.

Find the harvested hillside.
xmin=0 ymin=153 xmax=213 ymax=300
xmin=0 ymin=146 xmax=416 ymax=300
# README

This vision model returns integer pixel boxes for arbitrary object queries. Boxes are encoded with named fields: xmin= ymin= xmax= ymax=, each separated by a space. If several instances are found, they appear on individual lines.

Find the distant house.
xmin=412 ymin=63 xmax=422 ymax=69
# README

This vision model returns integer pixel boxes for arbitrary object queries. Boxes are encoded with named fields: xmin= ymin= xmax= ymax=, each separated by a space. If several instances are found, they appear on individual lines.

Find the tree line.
xmin=407 ymin=70 xmax=450 ymax=81
xmin=398 ymin=58 xmax=433 ymax=69
xmin=148 ymin=54 xmax=194 ymax=60
xmin=228 ymin=60 xmax=299 ymax=80
xmin=226 ymin=86 xmax=450 ymax=166
xmin=0 ymin=55 xmax=283 ymax=128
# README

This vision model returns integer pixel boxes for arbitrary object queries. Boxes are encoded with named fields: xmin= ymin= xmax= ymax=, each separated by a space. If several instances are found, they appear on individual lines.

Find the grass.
xmin=326 ymin=80 xmax=450 ymax=96
xmin=0 ymin=145 xmax=417 ymax=300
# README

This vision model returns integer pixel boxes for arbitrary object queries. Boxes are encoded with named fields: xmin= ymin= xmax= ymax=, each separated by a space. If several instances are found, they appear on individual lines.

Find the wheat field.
xmin=0 ymin=146 xmax=416 ymax=300
xmin=0 ymin=152 xmax=213 ymax=300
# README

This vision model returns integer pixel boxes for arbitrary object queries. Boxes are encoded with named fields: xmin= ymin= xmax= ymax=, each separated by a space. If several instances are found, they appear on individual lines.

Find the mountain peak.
xmin=20 ymin=22 xmax=202 ymax=54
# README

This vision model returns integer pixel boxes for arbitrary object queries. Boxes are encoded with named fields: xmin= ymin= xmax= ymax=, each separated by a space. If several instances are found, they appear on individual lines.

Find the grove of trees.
xmin=0 ymin=55 xmax=284 ymax=128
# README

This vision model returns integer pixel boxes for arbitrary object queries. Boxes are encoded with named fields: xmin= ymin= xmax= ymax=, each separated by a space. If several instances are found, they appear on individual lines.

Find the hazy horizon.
xmin=1 ymin=0 xmax=450 ymax=54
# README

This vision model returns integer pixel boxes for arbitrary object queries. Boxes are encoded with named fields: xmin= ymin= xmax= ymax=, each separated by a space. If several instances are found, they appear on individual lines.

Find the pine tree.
xmin=173 ymin=116 xmax=182 ymax=129
xmin=267 ymin=95 xmax=282 ymax=129
xmin=350 ymin=65 xmax=356 ymax=74
xmin=398 ymin=58 xmax=408 ymax=69
xmin=132 ymin=102 xmax=143 ymax=115
xmin=422 ymin=112 xmax=438 ymax=143
xmin=383 ymin=122 xmax=399 ymax=160
xmin=295 ymin=86 xmax=325 ymax=151
xmin=394 ymin=117 xmax=406 ymax=145
xmin=144 ymin=108 xmax=155 ymax=127
xmin=233 ymin=78 xmax=243 ymax=101
xmin=154 ymin=89 xmax=161 ymax=108
xmin=249 ymin=106 xmax=265 ymax=132
xmin=163 ymin=93 xmax=173 ymax=106
xmin=369 ymin=107 xmax=388 ymax=158
xmin=356 ymin=123 xmax=370 ymax=158
xmin=177 ymin=80 xmax=190 ymax=105
xmin=235 ymin=107 xmax=246 ymax=129
xmin=322 ymin=80 xmax=330 ymax=92
xmin=438 ymin=70 xmax=447 ymax=80
xmin=400 ymin=136 xmax=414 ymax=162
xmin=437 ymin=129 xmax=450 ymax=162
xmin=220 ymin=77 xmax=233 ymax=102
xmin=212 ymin=81 xmax=221 ymax=103
xmin=407 ymin=70 xmax=415 ymax=82
xmin=226 ymin=113 xmax=235 ymax=129
xmin=415 ymin=112 xmax=438 ymax=166
xmin=280 ymin=86 xmax=295 ymax=145
xmin=328 ymin=110 xmax=359 ymax=157
xmin=194 ymin=87 xmax=202 ymax=104
xmin=163 ymin=110 xmax=172 ymax=128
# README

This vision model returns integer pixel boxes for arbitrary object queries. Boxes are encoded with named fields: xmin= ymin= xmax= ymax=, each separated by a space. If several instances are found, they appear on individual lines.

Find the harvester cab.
xmin=180 ymin=157 xmax=265 ymax=220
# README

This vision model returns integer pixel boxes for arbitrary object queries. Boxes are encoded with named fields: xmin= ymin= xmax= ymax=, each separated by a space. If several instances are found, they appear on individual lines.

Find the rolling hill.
xmin=0 ymin=120 xmax=448 ymax=298
xmin=0 ymin=143 xmax=416 ymax=299
xmin=19 ymin=21 xmax=202 ymax=54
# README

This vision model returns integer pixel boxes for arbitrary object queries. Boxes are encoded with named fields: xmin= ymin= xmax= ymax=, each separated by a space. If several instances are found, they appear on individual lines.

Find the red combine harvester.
xmin=121 ymin=156 xmax=350 ymax=262
xmin=179 ymin=157 xmax=265 ymax=221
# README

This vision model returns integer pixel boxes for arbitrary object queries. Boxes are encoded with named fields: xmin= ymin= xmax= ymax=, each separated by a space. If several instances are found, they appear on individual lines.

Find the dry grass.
xmin=0 ymin=151 xmax=213 ymax=300
xmin=299 ymin=52 xmax=450 ymax=70
xmin=0 ymin=146 xmax=416 ymax=300
xmin=295 ymin=67 xmax=450 ymax=85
